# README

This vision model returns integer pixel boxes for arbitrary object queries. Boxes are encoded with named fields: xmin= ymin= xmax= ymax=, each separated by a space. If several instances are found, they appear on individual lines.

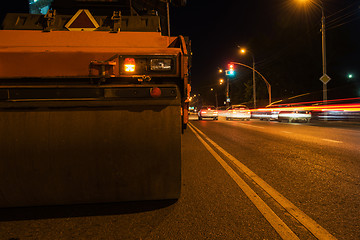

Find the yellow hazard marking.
xmin=65 ymin=9 xmax=99 ymax=31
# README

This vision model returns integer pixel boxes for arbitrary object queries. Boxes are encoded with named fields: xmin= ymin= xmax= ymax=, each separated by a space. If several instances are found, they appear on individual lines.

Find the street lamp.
xmin=297 ymin=0 xmax=330 ymax=104
xmin=239 ymin=47 xmax=257 ymax=108
xmin=210 ymin=88 xmax=218 ymax=108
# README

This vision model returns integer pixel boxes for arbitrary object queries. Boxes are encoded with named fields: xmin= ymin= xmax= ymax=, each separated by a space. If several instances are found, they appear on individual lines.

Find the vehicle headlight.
xmin=150 ymin=59 xmax=172 ymax=71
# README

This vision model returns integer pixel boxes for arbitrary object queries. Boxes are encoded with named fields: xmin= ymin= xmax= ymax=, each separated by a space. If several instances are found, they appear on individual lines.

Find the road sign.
xmin=320 ymin=74 xmax=331 ymax=84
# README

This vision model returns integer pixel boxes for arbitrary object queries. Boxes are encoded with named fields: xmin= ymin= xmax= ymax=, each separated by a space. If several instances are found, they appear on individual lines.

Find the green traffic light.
xmin=348 ymin=74 xmax=353 ymax=79
xmin=225 ymin=70 xmax=235 ymax=76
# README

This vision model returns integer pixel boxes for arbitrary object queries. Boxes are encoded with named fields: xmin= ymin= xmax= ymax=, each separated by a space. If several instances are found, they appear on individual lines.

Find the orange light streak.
xmin=252 ymin=102 xmax=360 ymax=113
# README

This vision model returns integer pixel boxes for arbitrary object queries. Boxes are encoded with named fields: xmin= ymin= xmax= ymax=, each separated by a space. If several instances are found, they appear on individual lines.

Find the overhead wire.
xmin=327 ymin=16 xmax=360 ymax=31
xmin=326 ymin=1 xmax=359 ymax=19
xmin=326 ymin=8 xmax=360 ymax=28
xmin=325 ymin=1 xmax=360 ymax=30
xmin=254 ymin=2 xmax=360 ymax=69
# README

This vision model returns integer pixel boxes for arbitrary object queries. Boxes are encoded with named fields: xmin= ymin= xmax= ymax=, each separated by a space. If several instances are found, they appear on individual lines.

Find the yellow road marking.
xmin=189 ymin=122 xmax=337 ymax=240
xmin=189 ymin=124 xmax=300 ymax=240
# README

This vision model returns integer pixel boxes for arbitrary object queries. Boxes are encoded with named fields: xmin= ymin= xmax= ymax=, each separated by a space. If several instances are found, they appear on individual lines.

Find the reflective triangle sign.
xmin=65 ymin=9 xmax=99 ymax=31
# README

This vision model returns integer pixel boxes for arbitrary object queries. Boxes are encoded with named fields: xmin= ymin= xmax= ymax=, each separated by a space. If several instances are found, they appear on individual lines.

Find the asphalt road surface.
xmin=0 ymin=116 xmax=359 ymax=239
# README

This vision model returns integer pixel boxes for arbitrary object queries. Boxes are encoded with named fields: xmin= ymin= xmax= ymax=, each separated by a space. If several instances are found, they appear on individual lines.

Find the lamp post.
xmin=320 ymin=1 xmax=329 ymax=104
xmin=219 ymin=78 xmax=225 ymax=107
xmin=239 ymin=48 xmax=256 ymax=108
xmin=297 ymin=0 xmax=330 ymax=104
xmin=211 ymin=88 xmax=218 ymax=108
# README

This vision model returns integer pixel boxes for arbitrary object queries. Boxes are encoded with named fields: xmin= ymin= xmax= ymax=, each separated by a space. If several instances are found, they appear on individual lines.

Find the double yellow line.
xmin=188 ymin=122 xmax=337 ymax=240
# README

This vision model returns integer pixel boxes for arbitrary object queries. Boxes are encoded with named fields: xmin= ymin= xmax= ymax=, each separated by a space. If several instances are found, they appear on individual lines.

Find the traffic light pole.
xmin=226 ymin=76 xmax=230 ymax=108
xmin=230 ymin=62 xmax=271 ymax=106
xmin=252 ymin=60 xmax=256 ymax=108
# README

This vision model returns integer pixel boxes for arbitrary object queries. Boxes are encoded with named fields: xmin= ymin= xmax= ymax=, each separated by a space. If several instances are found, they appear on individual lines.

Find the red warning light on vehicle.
xmin=124 ymin=58 xmax=136 ymax=72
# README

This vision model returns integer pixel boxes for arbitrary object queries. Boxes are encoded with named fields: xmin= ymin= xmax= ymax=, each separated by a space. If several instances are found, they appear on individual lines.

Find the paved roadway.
xmin=0 ymin=115 xmax=359 ymax=239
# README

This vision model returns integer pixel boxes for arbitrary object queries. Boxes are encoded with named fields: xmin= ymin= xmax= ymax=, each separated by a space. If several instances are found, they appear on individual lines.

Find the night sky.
xmin=171 ymin=0 xmax=360 ymax=107
xmin=1 ymin=0 xmax=359 ymax=107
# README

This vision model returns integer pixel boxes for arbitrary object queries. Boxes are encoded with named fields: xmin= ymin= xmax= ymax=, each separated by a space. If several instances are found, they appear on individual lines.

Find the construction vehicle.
xmin=0 ymin=0 xmax=191 ymax=208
